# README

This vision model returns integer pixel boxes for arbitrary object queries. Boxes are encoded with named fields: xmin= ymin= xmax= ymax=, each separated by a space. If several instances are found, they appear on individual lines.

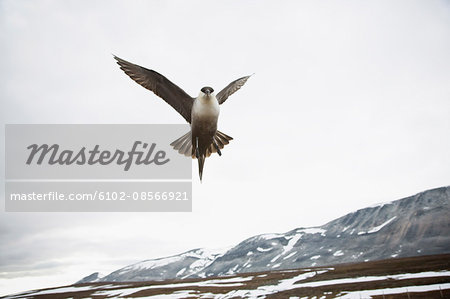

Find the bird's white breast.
xmin=192 ymin=94 xmax=220 ymax=122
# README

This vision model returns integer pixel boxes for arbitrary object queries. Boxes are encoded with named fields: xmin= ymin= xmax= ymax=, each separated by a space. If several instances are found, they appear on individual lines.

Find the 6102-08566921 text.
xmin=9 ymin=191 xmax=189 ymax=201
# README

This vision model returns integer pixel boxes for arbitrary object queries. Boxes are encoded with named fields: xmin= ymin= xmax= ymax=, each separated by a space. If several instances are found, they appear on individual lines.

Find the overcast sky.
xmin=1 ymin=0 xmax=450 ymax=295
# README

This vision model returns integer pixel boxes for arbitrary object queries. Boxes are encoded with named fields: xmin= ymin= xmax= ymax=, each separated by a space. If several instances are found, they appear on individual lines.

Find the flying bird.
xmin=113 ymin=55 xmax=251 ymax=181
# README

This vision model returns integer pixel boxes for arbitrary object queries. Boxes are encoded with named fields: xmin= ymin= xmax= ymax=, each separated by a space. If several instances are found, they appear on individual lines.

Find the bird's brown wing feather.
xmin=216 ymin=75 xmax=251 ymax=105
xmin=114 ymin=55 xmax=194 ymax=123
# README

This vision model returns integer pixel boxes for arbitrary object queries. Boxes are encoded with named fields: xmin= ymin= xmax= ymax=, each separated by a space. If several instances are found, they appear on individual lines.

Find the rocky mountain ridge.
xmin=78 ymin=186 xmax=450 ymax=283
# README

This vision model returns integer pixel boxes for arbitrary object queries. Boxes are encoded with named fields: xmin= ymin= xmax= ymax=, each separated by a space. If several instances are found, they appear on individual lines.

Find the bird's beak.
xmin=205 ymin=90 xmax=211 ymax=96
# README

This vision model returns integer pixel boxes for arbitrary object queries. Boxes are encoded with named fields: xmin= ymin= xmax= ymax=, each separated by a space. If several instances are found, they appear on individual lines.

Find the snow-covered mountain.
xmin=78 ymin=186 xmax=450 ymax=283
xmin=97 ymin=248 xmax=229 ymax=282
xmin=76 ymin=272 xmax=104 ymax=284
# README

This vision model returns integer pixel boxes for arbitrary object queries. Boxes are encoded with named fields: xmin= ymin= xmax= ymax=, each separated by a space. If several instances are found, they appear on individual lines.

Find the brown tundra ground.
xmin=2 ymin=254 xmax=450 ymax=299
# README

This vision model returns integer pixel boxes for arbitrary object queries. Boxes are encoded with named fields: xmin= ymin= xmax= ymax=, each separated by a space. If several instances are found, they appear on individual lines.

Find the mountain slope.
xmin=79 ymin=186 xmax=450 ymax=283
xmin=202 ymin=186 xmax=450 ymax=277
xmin=75 ymin=272 xmax=103 ymax=284
xmin=100 ymin=248 xmax=229 ymax=282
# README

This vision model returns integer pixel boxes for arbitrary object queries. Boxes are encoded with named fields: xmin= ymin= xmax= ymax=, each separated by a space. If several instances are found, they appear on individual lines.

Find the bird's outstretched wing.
xmin=216 ymin=75 xmax=252 ymax=105
xmin=114 ymin=55 xmax=194 ymax=123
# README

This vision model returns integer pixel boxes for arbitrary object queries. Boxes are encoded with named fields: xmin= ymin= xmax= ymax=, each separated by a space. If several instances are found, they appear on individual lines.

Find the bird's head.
xmin=200 ymin=86 xmax=214 ymax=98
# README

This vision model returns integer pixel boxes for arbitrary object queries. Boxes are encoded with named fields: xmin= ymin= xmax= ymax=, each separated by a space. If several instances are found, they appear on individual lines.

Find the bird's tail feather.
xmin=170 ymin=130 xmax=233 ymax=158
xmin=206 ymin=131 xmax=233 ymax=157
xmin=198 ymin=154 xmax=205 ymax=182
xmin=170 ymin=131 xmax=193 ymax=157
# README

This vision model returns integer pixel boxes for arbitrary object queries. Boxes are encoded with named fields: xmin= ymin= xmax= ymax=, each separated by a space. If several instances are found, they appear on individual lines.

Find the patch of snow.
xmin=258 ymin=233 xmax=282 ymax=240
xmin=297 ymin=227 xmax=327 ymax=235
xmin=271 ymin=254 xmax=282 ymax=263
xmin=283 ymin=251 xmax=297 ymax=260
xmin=188 ymin=255 xmax=215 ymax=271
xmin=176 ymin=268 xmax=186 ymax=277
xmin=247 ymin=251 xmax=253 ymax=256
xmin=368 ymin=200 xmax=394 ymax=209
xmin=367 ymin=216 xmax=397 ymax=234
xmin=278 ymin=269 xmax=301 ymax=273
xmin=333 ymin=250 xmax=344 ymax=257
xmin=257 ymin=247 xmax=272 ymax=252
xmin=225 ymin=264 xmax=240 ymax=275
xmin=221 ymin=269 xmax=328 ymax=298
xmin=109 ymin=275 xmax=255 ymax=295
xmin=242 ymin=259 xmax=252 ymax=269
xmin=94 ymin=286 xmax=153 ymax=297
xmin=342 ymin=226 xmax=350 ymax=232
xmin=222 ymin=289 xmax=270 ymax=298
xmin=335 ymin=283 xmax=450 ymax=299
xmin=289 ymin=270 xmax=450 ymax=289
xmin=283 ymin=233 xmax=302 ymax=253
xmin=310 ymin=255 xmax=321 ymax=260
xmin=202 ymin=276 xmax=254 ymax=284
xmin=272 ymin=263 xmax=281 ymax=268
xmin=391 ymin=254 xmax=398 ymax=258
xmin=102 ymin=284 xmax=131 ymax=289
xmin=133 ymin=290 xmax=199 ymax=298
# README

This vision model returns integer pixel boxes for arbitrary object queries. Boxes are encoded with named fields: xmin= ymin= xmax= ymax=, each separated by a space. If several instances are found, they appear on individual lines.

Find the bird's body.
xmin=113 ymin=55 xmax=250 ymax=181
xmin=192 ymin=90 xmax=220 ymax=139
xmin=190 ymin=89 xmax=220 ymax=180
xmin=191 ymin=89 xmax=219 ymax=153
